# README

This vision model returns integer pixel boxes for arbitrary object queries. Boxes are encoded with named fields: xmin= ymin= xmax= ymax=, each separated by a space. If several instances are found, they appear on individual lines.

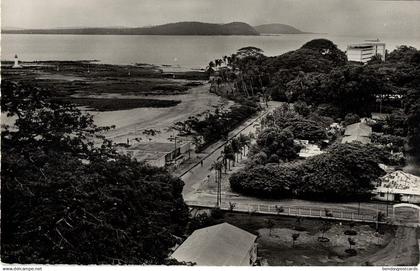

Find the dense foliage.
xmin=248 ymin=127 xmax=301 ymax=163
xmin=208 ymin=40 xmax=420 ymax=200
xmin=297 ymin=144 xmax=385 ymax=201
xmin=405 ymin=88 xmax=420 ymax=163
xmin=230 ymin=143 xmax=385 ymax=201
xmin=1 ymin=81 xmax=189 ymax=264
xmin=261 ymin=104 xmax=328 ymax=142
xmin=174 ymin=102 xmax=258 ymax=150
xmin=215 ymin=42 xmax=420 ymax=166
xmin=230 ymin=164 xmax=300 ymax=198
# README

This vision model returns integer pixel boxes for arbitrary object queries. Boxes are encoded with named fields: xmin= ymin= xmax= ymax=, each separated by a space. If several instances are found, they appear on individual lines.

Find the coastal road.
xmin=180 ymin=101 xmax=281 ymax=196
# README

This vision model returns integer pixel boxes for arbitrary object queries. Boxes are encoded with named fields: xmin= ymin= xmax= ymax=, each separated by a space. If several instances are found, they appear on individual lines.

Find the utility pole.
xmin=215 ymin=156 xmax=223 ymax=208
xmin=217 ymin=170 xmax=221 ymax=207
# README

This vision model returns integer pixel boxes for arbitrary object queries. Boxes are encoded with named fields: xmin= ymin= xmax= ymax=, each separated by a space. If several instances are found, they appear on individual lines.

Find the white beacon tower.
xmin=12 ymin=54 xmax=23 ymax=68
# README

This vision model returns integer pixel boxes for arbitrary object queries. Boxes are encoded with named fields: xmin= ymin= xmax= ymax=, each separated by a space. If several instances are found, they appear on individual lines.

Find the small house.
xmin=373 ymin=170 xmax=420 ymax=203
xmin=346 ymin=42 xmax=386 ymax=63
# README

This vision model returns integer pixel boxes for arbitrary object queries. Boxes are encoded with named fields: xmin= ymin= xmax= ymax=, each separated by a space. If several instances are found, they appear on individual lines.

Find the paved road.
xmin=180 ymin=101 xmax=281 ymax=196
xmin=181 ymin=100 xmax=420 ymax=226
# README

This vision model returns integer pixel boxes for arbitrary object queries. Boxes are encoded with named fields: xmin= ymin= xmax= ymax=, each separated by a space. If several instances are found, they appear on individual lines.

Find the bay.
xmin=2 ymin=34 xmax=420 ymax=70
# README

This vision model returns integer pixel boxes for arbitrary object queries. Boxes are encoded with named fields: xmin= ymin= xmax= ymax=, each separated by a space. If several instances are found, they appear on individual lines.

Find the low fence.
xmin=186 ymin=200 xmax=381 ymax=223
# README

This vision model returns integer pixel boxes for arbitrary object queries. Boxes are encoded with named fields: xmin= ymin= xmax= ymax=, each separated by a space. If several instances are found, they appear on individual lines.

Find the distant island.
xmin=254 ymin=23 xmax=311 ymax=34
xmin=2 ymin=21 xmax=308 ymax=36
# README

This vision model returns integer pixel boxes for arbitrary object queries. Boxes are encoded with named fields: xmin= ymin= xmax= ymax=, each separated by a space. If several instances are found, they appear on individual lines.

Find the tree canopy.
xmin=250 ymin=127 xmax=301 ymax=163
xmin=230 ymin=143 xmax=385 ymax=201
xmin=1 ymin=81 xmax=189 ymax=264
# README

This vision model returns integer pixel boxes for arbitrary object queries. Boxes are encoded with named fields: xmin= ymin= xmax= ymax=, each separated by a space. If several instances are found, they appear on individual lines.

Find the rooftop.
xmin=348 ymin=42 xmax=386 ymax=49
xmin=127 ymin=142 xmax=178 ymax=153
xmin=375 ymin=170 xmax=420 ymax=196
xmin=171 ymin=223 xmax=257 ymax=266
xmin=344 ymin=122 xmax=372 ymax=137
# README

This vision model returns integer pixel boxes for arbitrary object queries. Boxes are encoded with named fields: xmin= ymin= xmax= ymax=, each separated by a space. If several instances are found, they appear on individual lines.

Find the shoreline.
xmin=1 ymin=60 xmax=208 ymax=111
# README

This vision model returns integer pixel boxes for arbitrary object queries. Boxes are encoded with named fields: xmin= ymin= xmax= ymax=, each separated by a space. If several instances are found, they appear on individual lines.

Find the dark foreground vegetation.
xmin=1 ymin=81 xmax=189 ymax=264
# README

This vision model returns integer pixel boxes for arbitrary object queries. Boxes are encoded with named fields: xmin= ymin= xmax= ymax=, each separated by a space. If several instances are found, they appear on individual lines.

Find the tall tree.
xmin=1 ymin=81 xmax=189 ymax=264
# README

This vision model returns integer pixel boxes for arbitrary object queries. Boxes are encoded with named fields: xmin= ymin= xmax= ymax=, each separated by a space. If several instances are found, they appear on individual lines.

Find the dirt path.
xmin=357 ymin=226 xmax=419 ymax=266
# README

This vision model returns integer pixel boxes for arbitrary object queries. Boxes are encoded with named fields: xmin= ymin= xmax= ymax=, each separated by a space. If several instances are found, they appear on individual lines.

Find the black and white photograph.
xmin=1 ymin=0 xmax=420 ymax=269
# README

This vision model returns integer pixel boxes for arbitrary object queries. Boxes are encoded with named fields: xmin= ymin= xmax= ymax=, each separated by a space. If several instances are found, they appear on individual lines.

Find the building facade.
xmin=346 ymin=42 xmax=386 ymax=63
xmin=118 ymin=142 xmax=191 ymax=168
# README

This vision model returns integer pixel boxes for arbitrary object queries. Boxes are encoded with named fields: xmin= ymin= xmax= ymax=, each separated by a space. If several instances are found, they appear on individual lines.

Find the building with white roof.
xmin=171 ymin=223 xmax=258 ymax=266
xmin=373 ymin=170 xmax=420 ymax=203
xmin=297 ymin=143 xmax=325 ymax=158
xmin=346 ymin=42 xmax=386 ymax=63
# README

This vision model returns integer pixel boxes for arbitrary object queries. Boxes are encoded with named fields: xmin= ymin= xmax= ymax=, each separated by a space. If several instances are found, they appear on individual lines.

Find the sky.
xmin=2 ymin=0 xmax=420 ymax=37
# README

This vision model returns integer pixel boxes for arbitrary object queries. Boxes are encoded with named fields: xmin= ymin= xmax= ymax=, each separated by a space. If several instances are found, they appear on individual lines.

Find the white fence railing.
xmin=186 ymin=200 xmax=380 ymax=223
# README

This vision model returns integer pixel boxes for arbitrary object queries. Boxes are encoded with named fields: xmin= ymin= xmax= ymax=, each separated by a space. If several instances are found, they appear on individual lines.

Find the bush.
xmin=343 ymin=113 xmax=360 ymax=126
xmin=230 ymin=164 xmax=300 ymax=198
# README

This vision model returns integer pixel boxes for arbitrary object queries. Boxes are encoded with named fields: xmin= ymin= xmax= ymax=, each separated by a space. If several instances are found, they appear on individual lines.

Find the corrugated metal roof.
xmin=375 ymin=171 xmax=420 ymax=196
xmin=171 ymin=223 xmax=257 ymax=266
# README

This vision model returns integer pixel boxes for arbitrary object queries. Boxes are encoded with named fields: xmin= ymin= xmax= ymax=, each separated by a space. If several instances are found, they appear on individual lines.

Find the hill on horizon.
xmin=2 ymin=22 xmax=260 ymax=36
xmin=254 ymin=23 xmax=308 ymax=34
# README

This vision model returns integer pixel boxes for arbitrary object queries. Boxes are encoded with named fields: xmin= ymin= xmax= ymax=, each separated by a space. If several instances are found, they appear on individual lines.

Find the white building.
xmin=373 ymin=171 xmax=420 ymax=204
xmin=346 ymin=42 xmax=386 ymax=63
xmin=119 ymin=142 xmax=191 ymax=168
xmin=171 ymin=223 xmax=258 ymax=266
xmin=294 ymin=140 xmax=325 ymax=158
